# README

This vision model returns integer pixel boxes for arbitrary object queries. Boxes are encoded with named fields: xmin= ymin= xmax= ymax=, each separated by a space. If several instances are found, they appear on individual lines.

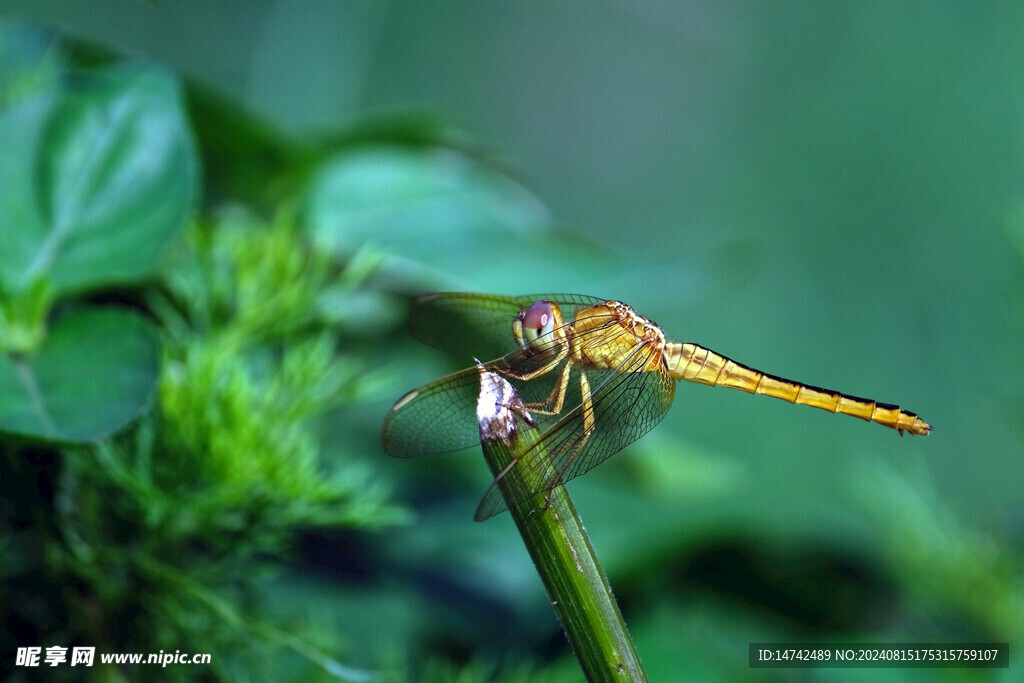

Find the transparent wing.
xmin=381 ymin=304 xmax=614 ymax=458
xmin=473 ymin=335 xmax=674 ymax=520
xmin=406 ymin=291 xmax=607 ymax=363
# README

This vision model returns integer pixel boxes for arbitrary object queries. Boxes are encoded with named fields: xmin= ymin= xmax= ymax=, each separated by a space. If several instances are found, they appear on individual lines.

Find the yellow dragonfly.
xmin=382 ymin=293 xmax=931 ymax=521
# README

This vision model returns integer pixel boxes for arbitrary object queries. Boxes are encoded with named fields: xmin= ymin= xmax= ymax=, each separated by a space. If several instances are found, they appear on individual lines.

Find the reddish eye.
xmin=521 ymin=300 xmax=555 ymax=343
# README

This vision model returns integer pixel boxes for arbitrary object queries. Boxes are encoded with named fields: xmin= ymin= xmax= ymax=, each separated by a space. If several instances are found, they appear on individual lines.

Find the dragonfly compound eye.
xmin=521 ymin=300 xmax=555 ymax=345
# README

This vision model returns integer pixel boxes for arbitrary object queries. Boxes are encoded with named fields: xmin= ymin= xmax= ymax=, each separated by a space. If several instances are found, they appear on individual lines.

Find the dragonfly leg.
xmin=542 ymin=366 xmax=596 ymax=510
xmin=487 ymin=353 xmax=573 ymax=501
xmin=499 ymin=345 xmax=572 ymax=416
xmin=524 ymin=357 xmax=573 ymax=416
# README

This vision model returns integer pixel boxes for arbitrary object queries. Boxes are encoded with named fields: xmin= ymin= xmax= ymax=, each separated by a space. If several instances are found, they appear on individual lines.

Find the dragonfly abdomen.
xmin=665 ymin=342 xmax=931 ymax=436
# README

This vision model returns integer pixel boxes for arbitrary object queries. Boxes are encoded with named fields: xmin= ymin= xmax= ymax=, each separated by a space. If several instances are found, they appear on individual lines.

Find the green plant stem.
xmin=476 ymin=367 xmax=646 ymax=682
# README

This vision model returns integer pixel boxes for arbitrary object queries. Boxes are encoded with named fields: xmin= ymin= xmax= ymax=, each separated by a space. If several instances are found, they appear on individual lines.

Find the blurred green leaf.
xmin=0 ymin=276 xmax=54 ymax=354
xmin=306 ymin=145 xmax=549 ymax=249
xmin=0 ymin=307 xmax=158 ymax=442
xmin=0 ymin=64 xmax=198 ymax=297
xmin=304 ymin=145 xmax=609 ymax=292
xmin=0 ymin=19 xmax=64 ymax=108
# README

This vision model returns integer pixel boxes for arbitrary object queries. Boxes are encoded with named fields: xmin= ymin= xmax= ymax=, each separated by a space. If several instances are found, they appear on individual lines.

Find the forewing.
xmin=474 ymin=326 xmax=676 ymax=520
xmin=381 ymin=365 xmax=484 ymax=457
xmin=383 ymin=314 xmax=598 ymax=458
xmin=406 ymin=292 xmax=606 ymax=363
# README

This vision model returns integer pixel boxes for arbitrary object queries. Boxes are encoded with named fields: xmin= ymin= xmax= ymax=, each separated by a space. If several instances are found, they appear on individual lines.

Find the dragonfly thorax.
xmin=568 ymin=301 xmax=667 ymax=373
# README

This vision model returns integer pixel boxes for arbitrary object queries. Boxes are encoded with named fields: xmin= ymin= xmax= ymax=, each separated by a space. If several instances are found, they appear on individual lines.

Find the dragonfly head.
xmin=513 ymin=300 xmax=563 ymax=352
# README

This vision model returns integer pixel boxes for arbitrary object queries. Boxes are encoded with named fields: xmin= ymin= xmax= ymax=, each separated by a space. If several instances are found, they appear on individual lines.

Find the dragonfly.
xmin=382 ymin=293 xmax=931 ymax=521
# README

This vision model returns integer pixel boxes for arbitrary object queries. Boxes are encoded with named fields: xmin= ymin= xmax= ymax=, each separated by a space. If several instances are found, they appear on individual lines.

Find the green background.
xmin=5 ymin=2 xmax=1022 ymax=680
